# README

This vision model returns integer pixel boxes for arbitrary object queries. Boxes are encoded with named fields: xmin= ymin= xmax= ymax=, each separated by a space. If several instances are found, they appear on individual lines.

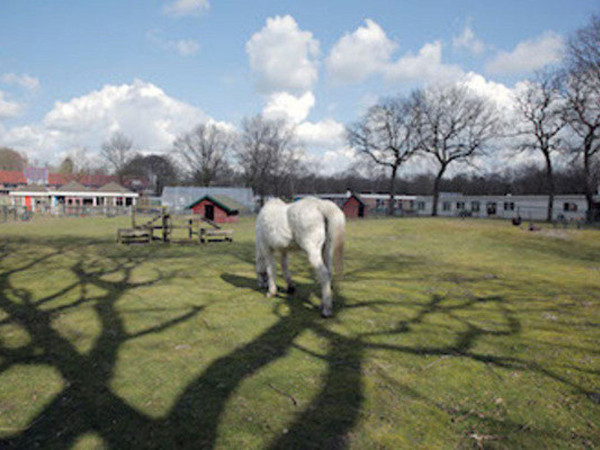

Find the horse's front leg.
xmin=281 ymin=251 xmax=295 ymax=294
xmin=265 ymin=250 xmax=278 ymax=298
xmin=307 ymin=249 xmax=333 ymax=317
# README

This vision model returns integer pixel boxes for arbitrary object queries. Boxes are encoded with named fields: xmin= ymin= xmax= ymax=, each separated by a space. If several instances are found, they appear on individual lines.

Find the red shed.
xmin=342 ymin=193 xmax=366 ymax=218
xmin=187 ymin=194 xmax=244 ymax=223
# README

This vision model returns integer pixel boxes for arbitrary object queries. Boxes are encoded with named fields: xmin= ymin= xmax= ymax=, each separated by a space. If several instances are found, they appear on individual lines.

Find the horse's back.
xmin=287 ymin=197 xmax=332 ymax=249
xmin=256 ymin=198 xmax=293 ymax=250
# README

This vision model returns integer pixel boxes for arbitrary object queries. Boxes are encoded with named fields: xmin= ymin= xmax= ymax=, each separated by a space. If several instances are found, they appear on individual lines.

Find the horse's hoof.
xmin=320 ymin=307 xmax=332 ymax=318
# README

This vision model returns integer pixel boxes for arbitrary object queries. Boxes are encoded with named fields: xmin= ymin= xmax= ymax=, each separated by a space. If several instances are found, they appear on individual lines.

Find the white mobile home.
xmin=413 ymin=193 xmax=591 ymax=221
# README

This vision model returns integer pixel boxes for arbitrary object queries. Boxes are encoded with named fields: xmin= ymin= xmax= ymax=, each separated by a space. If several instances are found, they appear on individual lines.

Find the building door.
xmin=205 ymin=204 xmax=215 ymax=221
xmin=25 ymin=196 xmax=32 ymax=211
xmin=358 ymin=203 xmax=365 ymax=217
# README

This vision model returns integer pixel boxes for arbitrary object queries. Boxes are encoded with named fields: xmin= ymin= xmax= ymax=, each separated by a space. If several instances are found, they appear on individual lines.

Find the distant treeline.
xmin=292 ymin=163 xmax=598 ymax=197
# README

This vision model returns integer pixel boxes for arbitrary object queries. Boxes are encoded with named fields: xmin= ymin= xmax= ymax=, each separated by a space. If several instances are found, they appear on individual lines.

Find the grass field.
xmin=0 ymin=215 xmax=599 ymax=449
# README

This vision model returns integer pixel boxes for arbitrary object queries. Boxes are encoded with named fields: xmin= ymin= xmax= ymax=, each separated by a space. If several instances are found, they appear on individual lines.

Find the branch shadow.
xmin=0 ymin=233 xmax=597 ymax=449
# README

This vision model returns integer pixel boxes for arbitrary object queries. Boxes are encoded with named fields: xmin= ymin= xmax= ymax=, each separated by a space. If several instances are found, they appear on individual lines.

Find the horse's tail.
xmin=319 ymin=200 xmax=346 ymax=281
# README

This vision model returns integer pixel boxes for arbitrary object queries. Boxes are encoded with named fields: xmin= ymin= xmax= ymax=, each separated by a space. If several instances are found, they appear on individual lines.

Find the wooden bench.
xmin=200 ymin=228 xmax=233 ymax=243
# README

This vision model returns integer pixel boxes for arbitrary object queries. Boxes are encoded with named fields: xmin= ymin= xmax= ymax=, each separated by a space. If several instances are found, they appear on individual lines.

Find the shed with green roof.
xmin=187 ymin=194 xmax=246 ymax=223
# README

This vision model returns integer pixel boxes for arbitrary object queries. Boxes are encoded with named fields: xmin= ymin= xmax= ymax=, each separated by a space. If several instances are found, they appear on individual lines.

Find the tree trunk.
xmin=431 ymin=165 xmax=446 ymax=217
xmin=583 ymin=144 xmax=597 ymax=221
xmin=388 ymin=165 xmax=398 ymax=216
xmin=544 ymin=151 xmax=555 ymax=222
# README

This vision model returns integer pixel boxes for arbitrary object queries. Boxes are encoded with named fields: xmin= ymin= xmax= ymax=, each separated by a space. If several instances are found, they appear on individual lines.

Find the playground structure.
xmin=117 ymin=206 xmax=233 ymax=245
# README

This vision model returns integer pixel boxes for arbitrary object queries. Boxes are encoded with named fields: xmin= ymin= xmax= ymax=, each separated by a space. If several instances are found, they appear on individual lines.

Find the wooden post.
xmin=162 ymin=212 xmax=169 ymax=242
xmin=131 ymin=206 xmax=136 ymax=228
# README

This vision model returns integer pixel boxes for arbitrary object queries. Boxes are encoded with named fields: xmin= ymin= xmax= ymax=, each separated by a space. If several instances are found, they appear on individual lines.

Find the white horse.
xmin=255 ymin=196 xmax=346 ymax=317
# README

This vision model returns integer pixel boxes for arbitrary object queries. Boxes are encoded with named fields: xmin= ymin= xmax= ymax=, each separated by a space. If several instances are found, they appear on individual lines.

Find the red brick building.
xmin=187 ymin=194 xmax=245 ymax=223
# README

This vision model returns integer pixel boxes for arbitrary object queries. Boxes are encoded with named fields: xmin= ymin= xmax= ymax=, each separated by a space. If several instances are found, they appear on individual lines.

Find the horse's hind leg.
xmin=281 ymin=251 xmax=295 ymax=294
xmin=307 ymin=248 xmax=333 ymax=317
xmin=265 ymin=250 xmax=278 ymax=298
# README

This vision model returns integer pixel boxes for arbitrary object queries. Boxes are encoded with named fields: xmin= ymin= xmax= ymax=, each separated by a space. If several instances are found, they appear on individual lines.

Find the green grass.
xmin=0 ymin=215 xmax=599 ymax=449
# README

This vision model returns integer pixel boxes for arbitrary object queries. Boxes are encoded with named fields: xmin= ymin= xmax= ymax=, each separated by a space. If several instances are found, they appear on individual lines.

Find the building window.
xmin=503 ymin=202 xmax=515 ymax=211
xmin=417 ymin=201 xmax=425 ymax=211
xmin=442 ymin=201 xmax=451 ymax=211
xmin=456 ymin=201 xmax=465 ymax=210
xmin=471 ymin=201 xmax=480 ymax=212
xmin=563 ymin=202 xmax=578 ymax=212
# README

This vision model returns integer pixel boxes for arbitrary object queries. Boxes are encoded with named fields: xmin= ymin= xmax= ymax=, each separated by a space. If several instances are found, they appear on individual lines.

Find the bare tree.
xmin=0 ymin=147 xmax=27 ymax=171
xmin=101 ymin=132 xmax=133 ymax=183
xmin=236 ymin=115 xmax=303 ymax=206
xmin=568 ymin=14 xmax=600 ymax=77
xmin=122 ymin=154 xmax=178 ymax=195
xmin=173 ymin=123 xmax=233 ymax=186
xmin=347 ymin=96 xmax=419 ymax=215
xmin=412 ymin=84 xmax=499 ymax=216
xmin=513 ymin=72 xmax=566 ymax=222
xmin=564 ymin=15 xmax=600 ymax=219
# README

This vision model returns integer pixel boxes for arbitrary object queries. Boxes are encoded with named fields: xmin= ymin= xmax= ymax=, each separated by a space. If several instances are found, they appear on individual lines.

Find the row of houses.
xmin=301 ymin=191 xmax=599 ymax=222
xmin=9 ymin=181 xmax=139 ymax=213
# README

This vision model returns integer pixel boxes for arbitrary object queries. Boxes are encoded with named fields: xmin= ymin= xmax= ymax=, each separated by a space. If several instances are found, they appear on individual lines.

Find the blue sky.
xmin=0 ymin=0 xmax=597 ymax=171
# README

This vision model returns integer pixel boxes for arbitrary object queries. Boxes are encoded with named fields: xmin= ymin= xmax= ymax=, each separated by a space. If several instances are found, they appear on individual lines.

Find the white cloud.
xmin=326 ymin=20 xmax=463 ymax=86
xmin=0 ymin=80 xmax=210 ymax=162
xmin=147 ymin=31 xmax=200 ymax=56
xmin=263 ymin=91 xmax=315 ymax=124
xmin=174 ymin=39 xmax=200 ymax=56
xmin=163 ymin=0 xmax=209 ymax=17
xmin=326 ymin=19 xmax=396 ymax=84
xmin=452 ymin=22 xmax=485 ymax=55
xmin=301 ymin=146 xmax=356 ymax=175
xmin=296 ymin=119 xmax=345 ymax=147
xmin=1 ymin=73 xmax=40 ymax=90
xmin=296 ymin=118 xmax=351 ymax=174
xmin=384 ymin=41 xmax=464 ymax=84
xmin=486 ymin=31 xmax=564 ymax=75
xmin=246 ymin=15 xmax=320 ymax=93
xmin=0 ymin=90 xmax=22 ymax=119
xmin=461 ymin=72 xmax=515 ymax=111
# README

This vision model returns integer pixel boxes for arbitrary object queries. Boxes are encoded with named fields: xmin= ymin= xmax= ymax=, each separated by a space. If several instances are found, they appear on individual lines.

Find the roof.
xmin=187 ymin=194 xmax=246 ymax=213
xmin=13 ymin=184 xmax=48 ymax=193
xmin=162 ymin=186 xmax=254 ymax=212
xmin=57 ymin=181 xmax=91 ymax=192
xmin=343 ymin=193 xmax=365 ymax=206
xmin=0 ymin=170 xmax=26 ymax=184
xmin=98 ymin=182 xmax=131 ymax=193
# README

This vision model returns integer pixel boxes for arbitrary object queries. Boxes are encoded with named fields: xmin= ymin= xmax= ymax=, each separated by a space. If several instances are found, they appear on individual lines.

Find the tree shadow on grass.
xmin=1 ymin=237 xmax=598 ymax=448
xmin=0 ymin=241 xmax=367 ymax=449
